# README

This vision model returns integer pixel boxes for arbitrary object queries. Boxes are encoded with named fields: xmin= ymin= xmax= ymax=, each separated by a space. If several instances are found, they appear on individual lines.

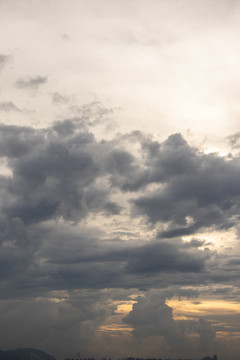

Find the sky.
xmin=0 ymin=1 xmax=240 ymax=359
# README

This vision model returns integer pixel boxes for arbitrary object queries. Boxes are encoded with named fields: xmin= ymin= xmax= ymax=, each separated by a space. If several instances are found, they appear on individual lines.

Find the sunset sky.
xmin=0 ymin=1 xmax=240 ymax=360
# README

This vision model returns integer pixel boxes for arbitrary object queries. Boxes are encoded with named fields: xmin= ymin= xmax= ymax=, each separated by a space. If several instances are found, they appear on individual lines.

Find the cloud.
xmin=30 ymin=232 xmax=208 ymax=295
xmin=70 ymin=101 xmax=114 ymax=126
xmin=131 ymin=133 xmax=240 ymax=236
xmin=52 ymin=92 xmax=70 ymax=106
xmin=0 ymin=117 xmax=239 ymax=358
xmin=124 ymin=241 xmax=208 ymax=274
xmin=228 ymin=131 xmax=240 ymax=149
xmin=0 ymin=123 xmax=42 ymax=158
xmin=0 ymin=120 xmax=239 ymax=296
xmin=0 ymin=101 xmax=21 ymax=112
xmin=62 ymin=33 xmax=70 ymax=41
xmin=1 ymin=0 xmax=240 ymax=356
xmin=124 ymin=294 xmax=177 ymax=339
xmin=102 ymin=148 xmax=147 ymax=191
xmin=0 ymin=54 xmax=11 ymax=70
xmin=123 ymin=293 xmax=217 ymax=356
xmin=0 ymin=121 xmax=108 ymax=225
xmin=15 ymin=76 xmax=48 ymax=89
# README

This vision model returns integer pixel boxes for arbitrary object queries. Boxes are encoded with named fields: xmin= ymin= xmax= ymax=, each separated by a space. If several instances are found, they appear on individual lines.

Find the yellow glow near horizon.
xmin=99 ymin=324 xmax=134 ymax=333
xmin=167 ymin=298 xmax=240 ymax=319
xmin=97 ymin=298 xmax=240 ymax=337
xmin=114 ymin=298 xmax=240 ymax=320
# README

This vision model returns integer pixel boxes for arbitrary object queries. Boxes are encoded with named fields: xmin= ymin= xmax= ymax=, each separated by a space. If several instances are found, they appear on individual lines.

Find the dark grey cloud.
xmin=30 ymin=235 xmax=208 ymax=295
xmin=0 ymin=124 xmax=41 ymax=158
xmin=131 ymin=133 xmax=240 ymax=237
xmin=0 ymin=121 xmax=239 ymax=297
xmin=15 ymin=76 xmax=48 ymax=89
xmin=0 ymin=221 xmax=214 ymax=301
xmin=0 ymin=121 xmax=111 ymax=225
xmin=102 ymin=148 xmax=147 ymax=191
xmin=124 ymin=241 xmax=208 ymax=274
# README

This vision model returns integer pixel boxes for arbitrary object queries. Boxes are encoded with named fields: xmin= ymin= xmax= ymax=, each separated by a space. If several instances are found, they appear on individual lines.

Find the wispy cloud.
xmin=15 ymin=76 xmax=48 ymax=89
xmin=0 ymin=101 xmax=21 ymax=112
xmin=0 ymin=54 xmax=11 ymax=70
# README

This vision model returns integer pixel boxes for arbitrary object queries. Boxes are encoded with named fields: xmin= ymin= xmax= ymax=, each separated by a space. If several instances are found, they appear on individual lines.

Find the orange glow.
xmin=166 ymin=298 xmax=240 ymax=319
xmin=97 ymin=300 xmax=136 ymax=335
xmin=115 ymin=301 xmax=136 ymax=315
xmin=98 ymin=324 xmax=134 ymax=333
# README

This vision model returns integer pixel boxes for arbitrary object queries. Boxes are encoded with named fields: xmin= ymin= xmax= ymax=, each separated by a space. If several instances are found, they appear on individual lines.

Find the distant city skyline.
xmin=0 ymin=348 xmax=218 ymax=360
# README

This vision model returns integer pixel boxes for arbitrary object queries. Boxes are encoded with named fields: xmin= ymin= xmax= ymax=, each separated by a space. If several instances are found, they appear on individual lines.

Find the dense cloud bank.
xmin=0 ymin=118 xmax=240 ymax=359
xmin=1 ymin=120 xmax=240 ymax=232
xmin=0 ymin=120 xmax=239 ymax=293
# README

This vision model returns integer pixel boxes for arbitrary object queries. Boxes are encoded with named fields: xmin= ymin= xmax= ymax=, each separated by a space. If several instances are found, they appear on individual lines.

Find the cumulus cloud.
xmin=132 ymin=133 xmax=240 ymax=236
xmin=0 ymin=122 xmax=108 ymax=225
xmin=123 ymin=293 xmax=217 ymax=356
xmin=123 ymin=294 xmax=177 ymax=339
xmin=0 ymin=120 xmax=239 ymax=295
